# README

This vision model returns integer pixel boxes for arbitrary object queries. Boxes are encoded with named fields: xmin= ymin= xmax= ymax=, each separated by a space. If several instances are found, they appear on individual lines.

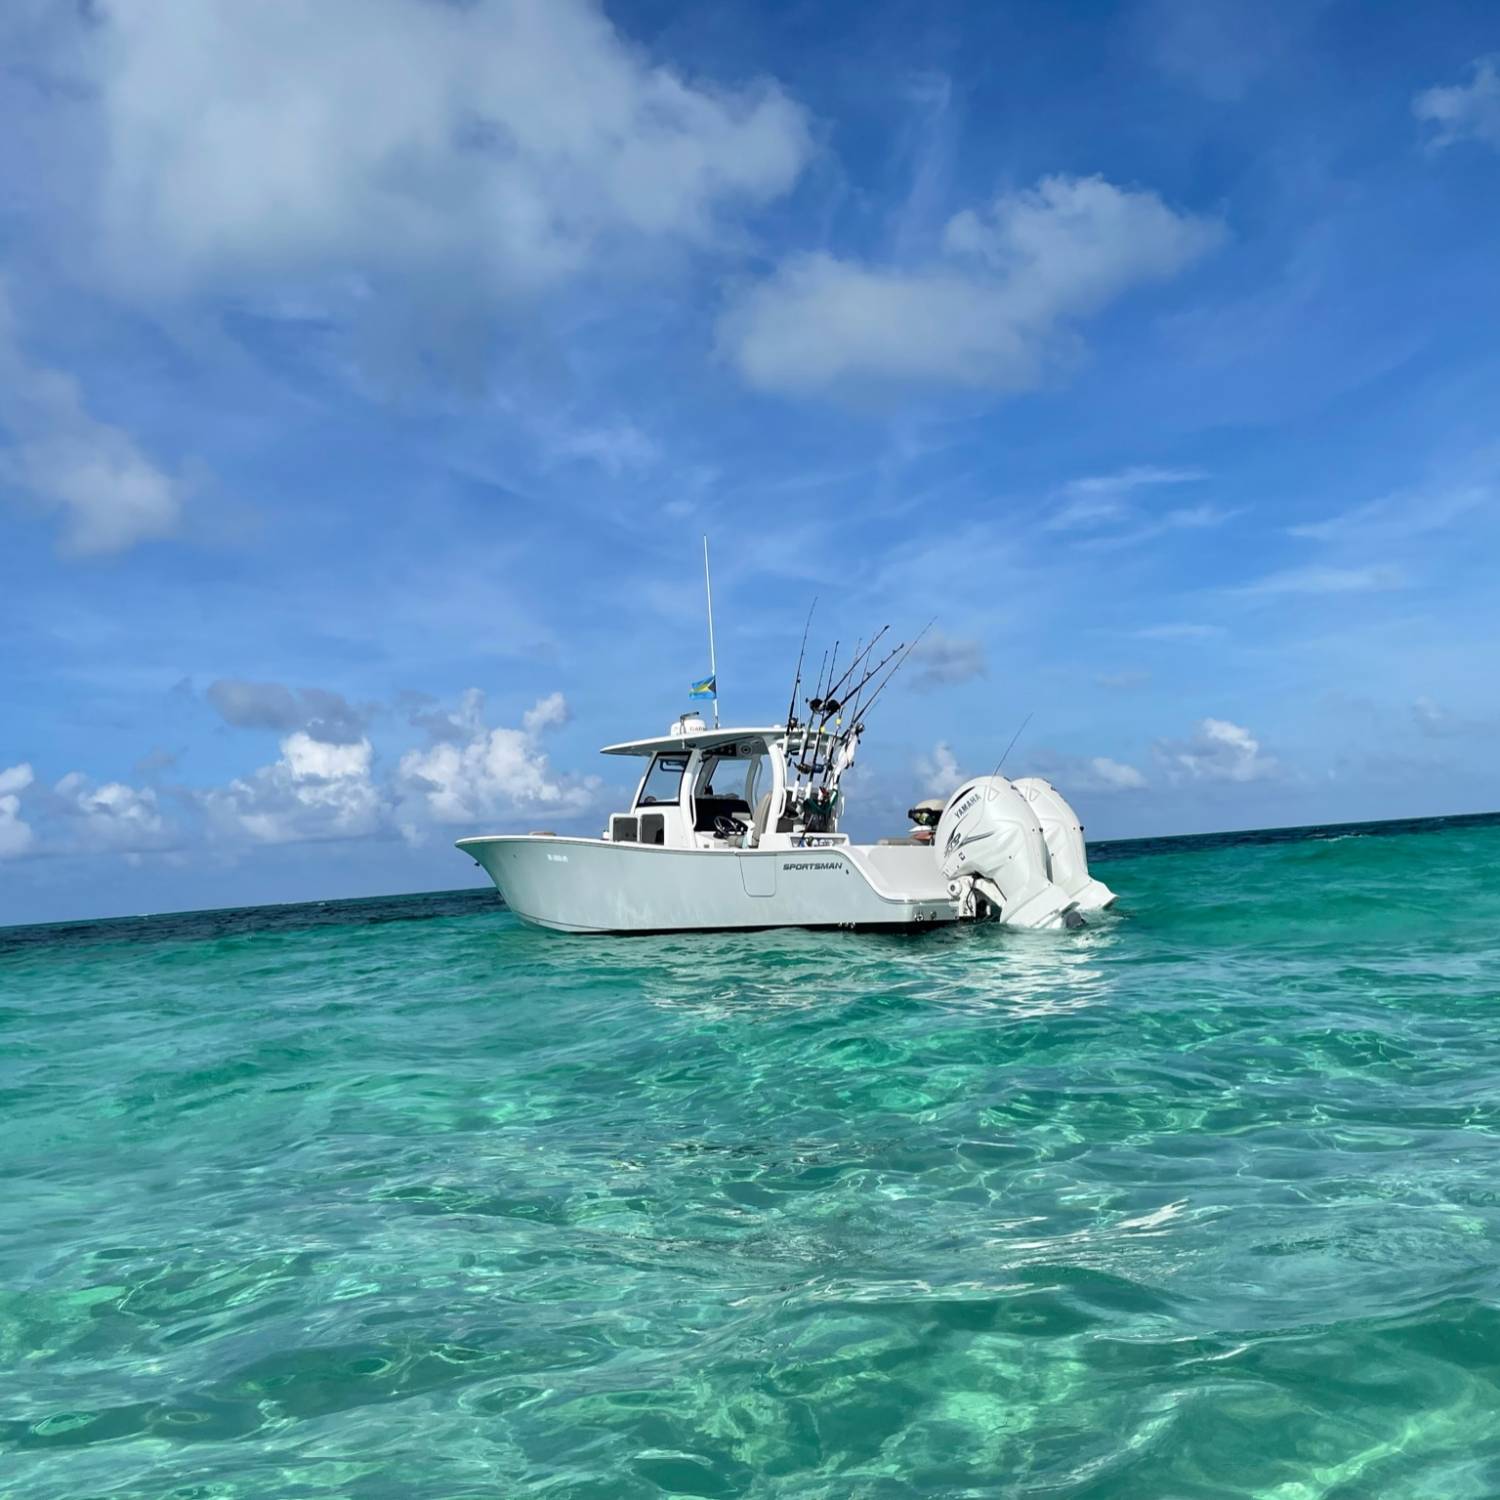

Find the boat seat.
xmin=750 ymin=790 xmax=802 ymax=845
xmin=693 ymin=795 xmax=752 ymax=833
xmin=751 ymin=791 xmax=774 ymax=846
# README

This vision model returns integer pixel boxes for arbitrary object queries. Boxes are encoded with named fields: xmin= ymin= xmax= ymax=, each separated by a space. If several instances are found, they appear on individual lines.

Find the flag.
xmin=690 ymin=674 xmax=716 ymax=699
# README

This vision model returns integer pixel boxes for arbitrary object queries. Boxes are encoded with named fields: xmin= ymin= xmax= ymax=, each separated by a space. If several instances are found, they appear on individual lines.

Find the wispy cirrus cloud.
xmin=1237 ymin=564 xmax=1404 ymax=597
xmin=1289 ymin=485 xmax=1489 ymax=545
xmin=1134 ymin=622 xmax=1224 ymax=640
xmin=1044 ymin=465 xmax=1230 ymax=544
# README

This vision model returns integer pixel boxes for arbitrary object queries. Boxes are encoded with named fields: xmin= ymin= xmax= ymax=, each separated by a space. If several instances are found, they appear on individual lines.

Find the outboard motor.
xmin=1011 ymin=777 xmax=1117 ymax=913
xmin=935 ymin=777 xmax=1084 ymax=929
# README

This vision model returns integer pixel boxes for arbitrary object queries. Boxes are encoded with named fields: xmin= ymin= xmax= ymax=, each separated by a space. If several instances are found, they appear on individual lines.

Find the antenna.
xmin=994 ymin=712 xmax=1032 ymax=777
xmin=702 ymin=535 xmax=719 ymax=728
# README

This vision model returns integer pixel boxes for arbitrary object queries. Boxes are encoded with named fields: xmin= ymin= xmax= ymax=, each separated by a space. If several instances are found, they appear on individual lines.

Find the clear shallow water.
xmin=4 ymin=814 xmax=1500 ymax=1499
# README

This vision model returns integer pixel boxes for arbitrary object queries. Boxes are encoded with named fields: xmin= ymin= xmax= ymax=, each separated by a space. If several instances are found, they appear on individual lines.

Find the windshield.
xmin=637 ymin=753 xmax=688 ymax=807
xmin=694 ymin=751 xmax=765 ymax=806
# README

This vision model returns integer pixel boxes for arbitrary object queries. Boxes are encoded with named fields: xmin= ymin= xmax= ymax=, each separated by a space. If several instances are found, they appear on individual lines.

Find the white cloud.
xmin=53 ymin=771 xmax=168 ymax=850
xmin=204 ymin=732 xmax=381 ymax=845
xmin=0 ymin=763 xmax=36 ymax=859
xmin=1158 ymin=717 xmax=1277 ymax=783
xmin=549 ymin=421 xmax=659 ymax=476
xmin=79 ymin=0 xmax=810 ymax=303
xmin=1289 ymin=485 xmax=1489 ymax=545
xmin=1044 ymin=465 xmax=1224 ymax=538
xmin=522 ymin=691 xmax=571 ymax=736
xmin=915 ymin=742 xmax=962 ymax=798
xmin=721 ymin=174 xmax=1223 ymax=396
xmin=1415 ymin=56 xmax=1500 ymax=151
xmin=1027 ymin=751 xmax=1148 ymax=793
xmin=1085 ymin=756 xmax=1148 ymax=791
xmin=1062 ymin=464 xmax=1205 ymax=499
xmin=1134 ymin=622 xmax=1223 ymax=640
xmin=1239 ymin=564 xmax=1404 ymax=596
xmin=0 ymin=282 xmax=184 ymax=554
xmin=399 ymin=690 xmax=597 ymax=829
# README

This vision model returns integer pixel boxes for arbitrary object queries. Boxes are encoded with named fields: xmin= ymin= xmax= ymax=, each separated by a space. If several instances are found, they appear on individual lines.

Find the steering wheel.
xmin=713 ymin=814 xmax=741 ymax=839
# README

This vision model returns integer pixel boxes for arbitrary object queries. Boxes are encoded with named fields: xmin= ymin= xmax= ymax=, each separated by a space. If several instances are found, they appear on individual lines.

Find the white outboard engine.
xmin=935 ymin=777 xmax=1084 ymax=929
xmin=1011 ymin=777 xmax=1117 ymax=913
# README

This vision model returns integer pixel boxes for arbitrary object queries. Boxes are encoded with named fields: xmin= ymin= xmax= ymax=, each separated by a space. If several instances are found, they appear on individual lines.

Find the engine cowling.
xmin=935 ymin=776 xmax=1082 ymax=929
xmin=1011 ymin=777 xmax=1117 ymax=912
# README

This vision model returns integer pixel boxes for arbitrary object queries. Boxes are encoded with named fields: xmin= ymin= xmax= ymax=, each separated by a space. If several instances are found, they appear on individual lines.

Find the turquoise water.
xmin=4 ymin=814 xmax=1500 ymax=1498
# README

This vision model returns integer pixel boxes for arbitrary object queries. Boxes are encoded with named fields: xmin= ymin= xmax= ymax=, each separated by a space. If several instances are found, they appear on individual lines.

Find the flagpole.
xmin=703 ymin=535 xmax=719 ymax=728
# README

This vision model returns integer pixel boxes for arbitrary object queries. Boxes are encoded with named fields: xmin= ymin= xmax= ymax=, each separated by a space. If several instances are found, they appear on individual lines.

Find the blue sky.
xmin=3 ymin=0 xmax=1499 ymax=924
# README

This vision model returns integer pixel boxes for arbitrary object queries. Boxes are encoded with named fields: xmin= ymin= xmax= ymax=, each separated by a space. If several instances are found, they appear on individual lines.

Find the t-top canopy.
xmin=599 ymin=725 xmax=787 ymax=757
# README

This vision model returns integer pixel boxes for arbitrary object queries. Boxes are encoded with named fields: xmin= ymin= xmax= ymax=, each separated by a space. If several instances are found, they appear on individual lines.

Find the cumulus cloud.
xmin=206 ymin=679 xmax=371 ymax=744
xmin=1083 ymin=756 xmax=1148 ymax=791
xmin=720 ymin=174 xmax=1222 ymax=396
xmin=399 ymin=690 xmax=597 ymax=830
xmin=0 ymin=763 xmax=36 ymax=859
xmin=915 ymin=742 xmax=962 ymax=798
xmin=0 ymin=281 xmax=184 ymax=554
xmin=1415 ymin=56 xmax=1500 ymax=151
xmin=75 ymin=0 xmax=809 ymax=307
xmin=909 ymin=632 xmax=986 ymax=690
xmin=1158 ymin=717 xmax=1277 ymax=783
xmin=1026 ymin=751 xmax=1148 ymax=793
xmin=52 ymin=771 xmax=169 ymax=850
xmin=203 ymin=731 xmax=382 ymax=845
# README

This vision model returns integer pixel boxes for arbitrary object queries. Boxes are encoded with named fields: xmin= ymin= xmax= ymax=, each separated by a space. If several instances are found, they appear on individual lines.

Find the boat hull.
xmin=456 ymin=835 xmax=960 ymax=934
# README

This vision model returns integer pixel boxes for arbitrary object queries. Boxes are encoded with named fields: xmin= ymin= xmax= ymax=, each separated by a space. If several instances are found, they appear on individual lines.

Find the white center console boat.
xmin=457 ymin=713 xmax=1116 ymax=935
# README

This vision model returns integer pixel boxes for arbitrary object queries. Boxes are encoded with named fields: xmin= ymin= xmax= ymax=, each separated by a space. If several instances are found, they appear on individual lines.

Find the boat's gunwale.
xmin=456 ymin=832 xmax=957 ymax=918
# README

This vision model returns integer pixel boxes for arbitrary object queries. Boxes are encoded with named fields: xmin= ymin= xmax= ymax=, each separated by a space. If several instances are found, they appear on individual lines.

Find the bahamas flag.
xmin=690 ymin=674 xmax=717 ymax=700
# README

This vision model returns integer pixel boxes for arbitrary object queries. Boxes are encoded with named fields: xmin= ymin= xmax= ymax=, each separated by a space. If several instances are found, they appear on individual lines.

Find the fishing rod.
xmin=836 ymin=629 xmax=898 ymax=730
xmin=803 ymin=626 xmax=889 ymax=753
xmin=812 ymin=639 xmax=840 ymax=714
xmin=835 ymin=636 xmax=905 ymax=723
xmin=846 ymin=619 xmax=934 ymax=738
xmin=783 ymin=599 xmax=817 ymax=738
xmin=818 ymin=625 xmax=890 ymax=715
xmin=814 ymin=635 xmax=909 ymax=788
xmin=803 ymin=630 xmax=884 ymax=785
xmin=800 ymin=638 xmax=839 ymax=779
xmin=800 ymin=647 xmax=828 ymax=766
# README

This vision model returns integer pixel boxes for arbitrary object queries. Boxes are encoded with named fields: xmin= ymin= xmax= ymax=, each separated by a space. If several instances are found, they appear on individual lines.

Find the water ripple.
xmin=3 ymin=816 xmax=1500 ymax=1496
